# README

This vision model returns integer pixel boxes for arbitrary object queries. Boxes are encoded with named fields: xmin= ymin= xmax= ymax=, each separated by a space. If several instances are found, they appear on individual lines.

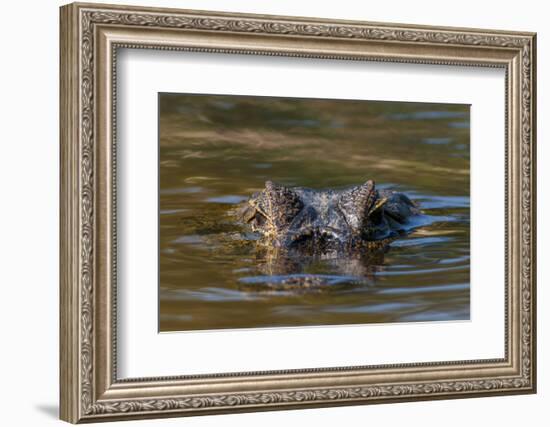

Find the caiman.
xmin=238 ymin=179 xmax=421 ymax=290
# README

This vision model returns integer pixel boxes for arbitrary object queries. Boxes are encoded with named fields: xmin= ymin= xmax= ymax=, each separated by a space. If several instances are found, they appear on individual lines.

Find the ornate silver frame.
xmin=60 ymin=2 xmax=537 ymax=423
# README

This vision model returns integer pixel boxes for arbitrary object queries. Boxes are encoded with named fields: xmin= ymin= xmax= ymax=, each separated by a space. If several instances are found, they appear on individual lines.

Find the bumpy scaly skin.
xmin=240 ymin=179 xmax=420 ymax=256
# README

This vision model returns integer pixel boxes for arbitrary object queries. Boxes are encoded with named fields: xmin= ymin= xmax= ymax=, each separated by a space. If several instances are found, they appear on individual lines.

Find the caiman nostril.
xmin=290 ymin=228 xmax=313 ymax=242
xmin=319 ymin=227 xmax=338 ymax=239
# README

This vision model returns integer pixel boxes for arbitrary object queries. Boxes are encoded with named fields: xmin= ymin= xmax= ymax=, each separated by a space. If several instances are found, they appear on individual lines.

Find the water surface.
xmin=159 ymin=94 xmax=470 ymax=331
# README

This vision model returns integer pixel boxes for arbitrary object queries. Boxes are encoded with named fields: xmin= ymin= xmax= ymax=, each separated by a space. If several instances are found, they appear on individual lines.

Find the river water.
xmin=159 ymin=94 xmax=470 ymax=332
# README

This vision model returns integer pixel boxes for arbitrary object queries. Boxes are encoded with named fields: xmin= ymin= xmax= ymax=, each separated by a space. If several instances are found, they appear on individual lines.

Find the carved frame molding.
xmin=60 ymin=2 xmax=536 ymax=423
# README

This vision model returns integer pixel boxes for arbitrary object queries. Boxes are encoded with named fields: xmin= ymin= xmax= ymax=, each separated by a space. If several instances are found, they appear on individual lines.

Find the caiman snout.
xmin=242 ymin=179 xmax=420 ymax=256
xmin=286 ymin=226 xmax=345 ymax=253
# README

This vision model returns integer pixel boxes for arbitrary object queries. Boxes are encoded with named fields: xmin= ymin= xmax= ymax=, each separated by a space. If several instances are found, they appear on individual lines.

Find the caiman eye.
xmin=241 ymin=204 xmax=258 ymax=223
xmin=253 ymin=212 xmax=267 ymax=226
xmin=243 ymin=208 xmax=267 ymax=225
xmin=367 ymin=204 xmax=384 ymax=224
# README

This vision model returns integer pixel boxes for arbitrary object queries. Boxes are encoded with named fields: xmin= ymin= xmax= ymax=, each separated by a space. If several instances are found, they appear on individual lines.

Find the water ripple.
xmin=391 ymin=237 xmax=452 ymax=248
xmin=160 ymin=186 xmax=204 ymax=195
xmin=387 ymin=111 xmax=468 ymax=120
xmin=412 ymin=194 xmax=470 ymax=209
xmin=206 ymin=195 xmax=248 ymax=204
xmin=377 ymin=282 xmax=469 ymax=295
xmin=161 ymin=287 xmax=263 ymax=302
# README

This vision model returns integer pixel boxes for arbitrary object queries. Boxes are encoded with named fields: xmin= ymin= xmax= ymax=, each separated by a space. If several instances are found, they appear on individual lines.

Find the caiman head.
xmin=240 ymin=180 xmax=399 ymax=255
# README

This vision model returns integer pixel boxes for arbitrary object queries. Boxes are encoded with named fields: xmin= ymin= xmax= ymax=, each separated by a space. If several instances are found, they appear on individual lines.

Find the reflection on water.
xmin=159 ymin=94 xmax=470 ymax=332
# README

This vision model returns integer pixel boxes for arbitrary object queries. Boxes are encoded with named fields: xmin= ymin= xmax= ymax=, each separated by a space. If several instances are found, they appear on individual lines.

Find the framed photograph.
xmin=60 ymin=2 xmax=537 ymax=423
